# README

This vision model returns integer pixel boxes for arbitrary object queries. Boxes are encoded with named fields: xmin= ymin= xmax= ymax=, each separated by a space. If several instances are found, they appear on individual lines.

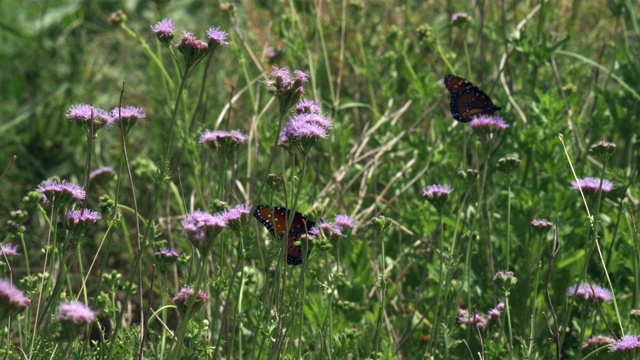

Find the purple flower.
xmin=570 ymin=177 xmax=614 ymax=194
xmin=610 ymin=335 xmax=640 ymax=353
xmin=155 ymin=248 xmax=179 ymax=268
xmin=294 ymin=113 xmax=333 ymax=130
xmin=56 ymin=301 xmax=95 ymax=325
xmin=469 ymin=115 xmax=510 ymax=131
xmin=182 ymin=210 xmax=227 ymax=249
xmin=206 ymin=26 xmax=229 ymax=47
xmin=199 ymin=129 xmax=249 ymax=145
xmin=221 ymin=204 xmax=251 ymax=224
xmin=487 ymin=300 xmax=504 ymax=318
xmin=632 ymin=309 xmax=640 ymax=317
xmin=421 ymin=184 xmax=453 ymax=212
xmin=531 ymin=219 xmax=553 ymax=227
xmin=151 ymin=18 xmax=175 ymax=39
xmin=451 ymin=12 xmax=469 ymax=23
xmin=66 ymin=104 xmax=111 ymax=129
xmin=493 ymin=270 xmax=518 ymax=293
xmin=36 ymin=180 xmax=86 ymax=206
xmin=278 ymin=114 xmax=329 ymax=152
xmin=268 ymin=67 xmax=294 ymax=92
xmin=109 ymin=106 xmax=146 ymax=122
xmin=334 ymin=214 xmax=356 ymax=230
xmin=582 ymin=335 xmax=615 ymax=350
xmin=0 ymin=243 xmax=19 ymax=257
xmin=0 ymin=279 xmax=30 ymax=323
xmin=172 ymin=287 xmax=208 ymax=314
xmin=89 ymin=167 xmax=116 ymax=181
xmin=457 ymin=308 xmax=489 ymax=329
xmin=590 ymin=140 xmax=616 ymax=161
xmin=296 ymin=99 xmax=322 ymax=114
xmin=265 ymin=68 xmax=310 ymax=113
xmin=175 ymin=31 xmax=209 ymax=66
xmin=421 ymin=184 xmax=453 ymax=198
xmin=566 ymin=283 xmax=613 ymax=303
xmin=66 ymin=208 xmax=101 ymax=226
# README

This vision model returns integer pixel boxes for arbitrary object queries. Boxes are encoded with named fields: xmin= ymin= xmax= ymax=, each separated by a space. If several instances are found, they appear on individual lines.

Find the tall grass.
xmin=1 ymin=0 xmax=639 ymax=359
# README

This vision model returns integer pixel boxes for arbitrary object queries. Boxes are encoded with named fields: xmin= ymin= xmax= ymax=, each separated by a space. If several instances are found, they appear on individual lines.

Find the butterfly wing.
xmin=254 ymin=205 xmax=315 ymax=265
xmin=444 ymin=74 xmax=501 ymax=123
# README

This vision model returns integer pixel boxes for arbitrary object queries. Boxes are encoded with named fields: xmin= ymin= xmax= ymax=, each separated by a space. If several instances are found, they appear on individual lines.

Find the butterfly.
xmin=444 ymin=74 xmax=501 ymax=122
xmin=253 ymin=205 xmax=316 ymax=265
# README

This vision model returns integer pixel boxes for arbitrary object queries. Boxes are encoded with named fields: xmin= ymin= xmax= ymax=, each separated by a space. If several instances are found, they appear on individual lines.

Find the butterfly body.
xmin=444 ymin=74 xmax=501 ymax=122
xmin=253 ymin=205 xmax=315 ymax=265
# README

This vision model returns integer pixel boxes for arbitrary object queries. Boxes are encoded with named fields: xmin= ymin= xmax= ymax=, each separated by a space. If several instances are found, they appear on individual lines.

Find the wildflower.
xmin=199 ymin=129 xmax=248 ymax=159
xmin=109 ymin=106 xmax=146 ymax=130
xmin=469 ymin=115 xmax=509 ymax=140
xmin=175 ymin=30 xmax=209 ymax=67
xmin=457 ymin=308 xmax=489 ymax=329
xmin=221 ymin=204 xmax=251 ymax=233
xmin=206 ymin=26 xmax=229 ymax=48
xmin=0 ymin=243 xmax=19 ymax=257
xmin=172 ymin=287 xmax=208 ymax=314
xmin=531 ymin=219 xmax=553 ymax=236
xmin=66 ymin=209 xmax=101 ymax=233
xmin=295 ymin=99 xmax=321 ymax=114
xmin=154 ymin=248 xmax=180 ymax=269
xmin=632 ymin=309 xmax=640 ymax=317
xmin=151 ymin=18 xmax=175 ymax=41
xmin=493 ymin=270 xmax=517 ymax=294
xmin=265 ymin=67 xmax=310 ymax=115
xmin=590 ymin=140 xmax=616 ymax=162
xmin=182 ymin=210 xmax=227 ymax=250
xmin=571 ymin=177 xmax=614 ymax=195
xmin=0 ymin=279 xmax=30 ymax=323
xmin=89 ymin=167 xmax=116 ymax=181
xmin=55 ymin=301 xmax=95 ymax=342
xmin=610 ymin=335 xmax=640 ymax=354
xmin=334 ymin=214 xmax=356 ymax=230
xmin=371 ymin=216 xmax=391 ymax=233
xmin=582 ymin=335 xmax=615 ymax=350
xmin=421 ymin=184 xmax=453 ymax=213
xmin=66 ymin=104 xmax=111 ymax=132
xmin=566 ymin=283 xmax=612 ymax=304
xmin=487 ymin=300 xmax=505 ymax=319
xmin=278 ymin=114 xmax=330 ymax=154
xmin=496 ymin=156 xmax=521 ymax=173
xmin=36 ymin=180 xmax=86 ymax=207
xmin=458 ymin=168 xmax=479 ymax=184
xmin=451 ymin=12 xmax=469 ymax=25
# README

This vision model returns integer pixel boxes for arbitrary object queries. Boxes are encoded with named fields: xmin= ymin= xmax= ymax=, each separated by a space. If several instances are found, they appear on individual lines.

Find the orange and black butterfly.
xmin=444 ymin=74 xmax=501 ymax=122
xmin=253 ymin=205 xmax=316 ymax=265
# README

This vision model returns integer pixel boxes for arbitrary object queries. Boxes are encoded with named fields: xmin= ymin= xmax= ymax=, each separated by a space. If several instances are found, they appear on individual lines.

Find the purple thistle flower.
xmin=531 ymin=219 xmax=553 ymax=228
xmin=199 ymin=129 xmax=249 ymax=145
xmin=89 ymin=167 xmax=116 ymax=181
xmin=469 ymin=115 xmax=510 ymax=131
xmin=0 ymin=243 xmax=19 ymax=257
xmin=457 ymin=308 xmax=489 ymax=329
xmin=109 ymin=106 xmax=146 ymax=122
xmin=36 ymin=179 xmax=86 ymax=206
xmin=610 ymin=335 xmax=640 ymax=353
xmin=151 ymin=18 xmax=175 ymax=39
xmin=182 ymin=210 xmax=227 ymax=249
xmin=330 ymin=225 xmax=345 ymax=237
xmin=0 ymin=279 xmax=30 ymax=323
xmin=66 ymin=104 xmax=111 ymax=129
xmin=570 ymin=177 xmax=614 ymax=194
xmin=294 ymin=113 xmax=333 ymax=130
xmin=221 ymin=204 xmax=251 ymax=224
xmin=566 ymin=283 xmax=613 ymax=303
xmin=56 ymin=301 xmax=95 ymax=325
xmin=66 ymin=208 xmax=101 ymax=225
xmin=421 ymin=184 xmax=453 ymax=212
xmin=334 ymin=214 xmax=356 ymax=230
xmin=175 ymin=30 xmax=209 ymax=67
xmin=155 ymin=248 xmax=179 ymax=268
xmin=172 ymin=287 xmax=208 ymax=314
xmin=296 ymin=99 xmax=322 ymax=114
xmin=265 ymin=67 xmax=311 ymax=114
xmin=487 ymin=300 xmax=504 ymax=318
xmin=278 ymin=115 xmax=329 ymax=151
xmin=206 ymin=26 xmax=229 ymax=47
xmin=293 ymin=70 xmax=310 ymax=84
xmin=582 ymin=335 xmax=615 ymax=350
xmin=451 ymin=12 xmax=469 ymax=23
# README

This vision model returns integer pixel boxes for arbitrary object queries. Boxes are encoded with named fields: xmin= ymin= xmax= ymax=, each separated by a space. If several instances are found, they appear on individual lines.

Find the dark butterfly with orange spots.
xmin=253 ymin=205 xmax=316 ymax=265
xmin=444 ymin=74 xmax=501 ymax=122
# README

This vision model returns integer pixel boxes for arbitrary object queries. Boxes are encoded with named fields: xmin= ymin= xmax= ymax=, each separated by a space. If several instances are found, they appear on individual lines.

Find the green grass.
xmin=1 ymin=0 xmax=639 ymax=359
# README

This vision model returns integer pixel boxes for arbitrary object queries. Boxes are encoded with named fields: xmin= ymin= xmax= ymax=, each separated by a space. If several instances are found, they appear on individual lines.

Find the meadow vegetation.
xmin=1 ymin=0 xmax=639 ymax=359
